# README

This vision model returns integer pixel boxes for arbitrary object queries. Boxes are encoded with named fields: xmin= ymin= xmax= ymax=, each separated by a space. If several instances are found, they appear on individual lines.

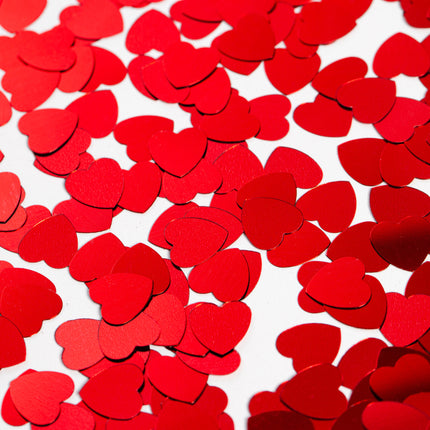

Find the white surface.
xmin=0 ymin=1 xmax=429 ymax=429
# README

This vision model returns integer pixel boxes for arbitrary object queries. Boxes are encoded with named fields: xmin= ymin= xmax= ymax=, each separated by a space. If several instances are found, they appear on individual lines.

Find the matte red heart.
xmin=189 ymin=301 xmax=251 ymax=355
xmin=276 ymin=323 xmax=341 ymax=371
xmin=19 ymin=109 xmax=78 ymax=155
xmin=381 ymin=293 xmax=430 ymax=347
xmin=10 ymin=371 xmax=74 ymax=425
xmin=265 ymin=49 xmax=321 ymax=95
xmin=280 ymin=364 xmax=347 ymax=419
xmin=373 ymin=33 xmax=430 ymax=78
xmin=242 ymin=197 xmax=303 ymax=250
xmin=18 ymin=214 xmax=77 ymax=269
xmin=0 ymin=0 xmax=46 ymax=32
xmin=217 ymin=14 xmax=275 ymax=61
xmin=337 ymin=77 xmax=396 ymax=123
xmin=146 ymin=354 xmax=208 ymax=403
xmin=0 ymin=316 xmax=26 ymax=368
xmin=80 ymin=364 xmax=143 ymax=420
xmin=370 ymin=216 xmax=430 ymax=271
xmin=294 ymin=94 xmax=353 ymax=137
xmin=0 ymin=172 xmax=21 ymax=223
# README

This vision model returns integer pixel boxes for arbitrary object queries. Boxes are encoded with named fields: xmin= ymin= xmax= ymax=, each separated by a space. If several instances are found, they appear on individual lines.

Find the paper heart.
xmin=98 ymin=313 xmax=160 ymax=360
xmin=276 ymin=323 xmax=341 ymax=371
xmin=80 ymin=364 xmax=143 ymax=420
xmin=294 ymin=94 xmax=353 ymax=137
xmin=189 ymin=248 xmax=250 ymax=302
xmin=55 ymin=319 xmax=104 ymax=370
xmin=267 ymin=221 xmax=330 ymax=267
xmin=381 ymin=293 xmax=430 ymax=347
xmin=280 ymin=364 xmax=347 ymax=419
xmin=146 ymin=354 xmax=208 ymax=402
xmin=163 ymin=42 xmax=220 ymax=88
xmin=189 ymin=301 xmax=251 ymax=355
xmin=89 ymin=273 xmax=153 ymax=325
xmin=370 ymin=216 xmax=430 ymax=271
xmin=0 ymin=316 xmax=26 ymax=368
xmin=217 ymin=14 xmax=275 ymax=61
xmin=126 ymin=9 xmax=180 ymax=55
xmin=373 ymin=33 xmax=430 ymax=78
xmin=0 ymin=172 xmax=21 ymax=222
xmin=242 ymin=197 xmax=303 ymax=250
xmin=374 ymin=97 xmax=430 ymax=143
xmin=312 ymin=57 xmax=368 ymax=99
xmin=265 ymin=49 xmax=321 ymax=95
xmin=65 ymin=158 xmax=124 ymax=209
xmin=176 ymin=350 xmax=241 ymax=376
xmin=10 ymin=371 xmax=74 ymax=425
xmin=60 ymin=0 xmax=123 ymax=40
xmin=0 ymin=0 xmax=46 ymax=32
xmin=18 ymin=214 xmax=77 ymax=269
xmin=149 ymin=128 xmax=207 ymax=177
xmin=337 ymin=77 xmax=396 ymax=123
xmin=305 ymin=257 xmax=371 ymax=308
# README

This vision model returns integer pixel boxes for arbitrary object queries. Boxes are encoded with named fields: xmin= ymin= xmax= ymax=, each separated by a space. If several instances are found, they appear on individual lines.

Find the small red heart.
xmin=149 ymin=128 xmax=207 ymax=178
xmin=0 ymin=172 xmax=21 ymax=223
xmin=337 ymin=77 xmax=397 ymax=123
xmin=163 ymin=42 xmax=220 ymax=88
xmin=280 ymin=364 xmax=347 ymax=419
xmin=373 ymin=33 xmax=430 ymax=78
xmin=217 ymin=14 xmax=275 ymax=61
xmin=294 ymin=94 xmax=353 ymax=137
xmin=1 ymin=385 xmax=29 ymax=426
xmin=0 ymin=0 xmax=46 ymax=32
xmin=306 ymin=257 xmax=371 ymax=309
xmin=0 ymin=205 xmax=26 ymax=232
xmin=276 ymin=323 xmax=341 ymax=371
xmin=89 ymin=273 xmax=153 ymax=325
xmin=269 ymin=2 xmax=295 ymax=44
xmin=370 ymin=216 xmax=430 ymax=271
xmin=55 ymin=319 xmax=103 ymax=370
xmin=32 ymin=403 xmax=95 ymax=430
xmin=265 ymin=49 xmax=321 ymax=95
xmin=381 ymin=292 xmax=430 ymax=347
xmin=126 ymin=10 xmax=180 ymax=55
xmin=296 ymin=181 xmax=356 ymax=233
xmin=65 ymin=158 xmax=124 ymax=209
xmin=18 ymin=214 xmax=77 ymax=269
xmin=80 ymin=364 xmax=143 ymax=420
xmin=147 ymin=354 xmax=208 ymax=403
xmin=189 ymin=301 xmax=251 ymax=355
xmin=0 ymin=316 xmax=26 ymax=368
xmin=242 ymin=197 xmax=304 ymax=250
xmin=10 ymin=371 xmax=74 ymax=425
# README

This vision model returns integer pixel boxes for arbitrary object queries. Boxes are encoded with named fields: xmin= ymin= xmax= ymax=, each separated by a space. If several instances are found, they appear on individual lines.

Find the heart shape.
xmin=146 ymin=354 xmax=208 ymax=402
xmin=296 ymin=181 xmax=356 ymax=233
xmin=276 ymin=323 xmax=341 ymax=372
xmin=80 ymin=364 xmax=143 ymax=420
xmin=0 ymin=0 xmax=46 ymax=32
xmin=294 ymin=94 xmax=353 ymax=137
xmin=35 ymin=403 xmax=95 ymax=430
xmin=18 ymin=214 xmax=78 ymax=269
xmin=381 ymin=293 xmax=430 ymax=347
xmin=370 ymin=216 xmax=430 ymax=271
xmin=55 ymin=319 xmax=104 ymax=370
xmin=373 ymin=32 xmax=430 ymax=78
xmin=280 ymin=364 xmax=347 ymax=419
xmin=89 ymin=273 xmax=153 ymax=325
xmin=217 ymin=14 xmax=275 ymax=61
xmin=10 ymin=371 xmax=74 ymax=425
xmin=0 ymin=316 xmax=26 ymax=368
xmin=189 ymin=301 xmax=251 ymax=355
xmin=405 ymin=262 xmax=430 ymax=297
xmin=305 ymin=257 xmax=371 ymax=309
xmin=65 ymin=158 xmax=124 ymax=209
xmin=149 ymin=128 xmax=207 ymax=177
xmin=242 ymin=197 xmax=304 ymax=250
xmin=0 ymin=172 xmax=21 ymax=222
xmin=337 ymin=77 xmax=397 ymax=123
xmin=176 ymin=350 xmax=241 ymax=376
xmin=165 ymin=217 xmax=228 ymax=267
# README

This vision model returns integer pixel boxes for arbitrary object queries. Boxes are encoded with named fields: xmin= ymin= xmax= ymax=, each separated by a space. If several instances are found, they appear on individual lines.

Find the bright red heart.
xmin=0 ymin=0 xmax=46 ymax=32
xmin=0 ymin=172 xmax=21 ymax=223
xmin=176 ymin=350 xmax=241 ymax=376
xmin=0 ymin=316 xmax=26 ymax=368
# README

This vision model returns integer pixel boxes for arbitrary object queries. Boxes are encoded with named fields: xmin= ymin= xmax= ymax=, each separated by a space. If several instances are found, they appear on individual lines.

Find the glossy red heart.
xmin=0 ymin=172 xmax=21 ymax=223
xmin=10 ymin=371 xmax=74 ymax=425
xmin=0 ymin=316 xmax=26 ymax=368
xmin=189 ymin=301 xmax=251 ymax=355
xmin=294 ymin=94 xmax=353 ymax=137
xmin=280 ymin=364 xmax=347 ymax=419
xmin=276 ymin=323 xmax=341 ymax=371
xmin=242 ymin=197 xmax=303 ymax=250
xmin=381 ymin=293 xmax=430 ymax=347
xmin=0 ymin=0 xmax=46 ymax=32
xmin=18 ymin=214 xmax=77 ymax=269
xmin=176 ymin=350 xmax=241 ymax=376
xmin=80 ymin=364 xmax=143 ymax=420
xmin=405 ymin=262 xmax=430 ymax=297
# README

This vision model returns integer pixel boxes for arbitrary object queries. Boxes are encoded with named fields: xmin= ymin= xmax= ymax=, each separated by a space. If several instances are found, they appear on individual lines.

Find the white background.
xmin=0 ymin=0 xmax=429 ymax=428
